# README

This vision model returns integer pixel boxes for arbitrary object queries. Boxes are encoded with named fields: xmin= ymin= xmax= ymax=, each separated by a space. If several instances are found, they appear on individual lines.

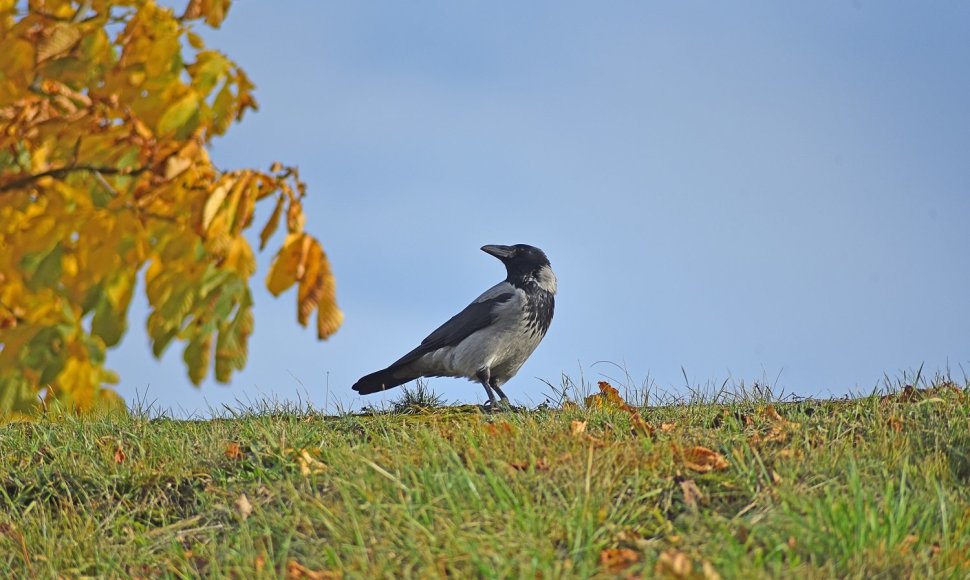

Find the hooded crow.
xmin=352 ymin=244 xmax=557 ymax=408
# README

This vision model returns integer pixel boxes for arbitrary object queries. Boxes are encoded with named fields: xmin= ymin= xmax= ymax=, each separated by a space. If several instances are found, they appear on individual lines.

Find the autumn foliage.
xmin=0 ymin=0 xmax=341 ymax=415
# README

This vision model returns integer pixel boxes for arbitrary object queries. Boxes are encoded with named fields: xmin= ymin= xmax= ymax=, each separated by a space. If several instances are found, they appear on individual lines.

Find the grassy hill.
xmin=1 ymin=376 xmax=968 ymax=578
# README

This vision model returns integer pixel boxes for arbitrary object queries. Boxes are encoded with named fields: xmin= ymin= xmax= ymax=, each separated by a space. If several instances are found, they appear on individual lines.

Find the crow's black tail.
xmin=352 ymin=366 xmax=416 ymax=395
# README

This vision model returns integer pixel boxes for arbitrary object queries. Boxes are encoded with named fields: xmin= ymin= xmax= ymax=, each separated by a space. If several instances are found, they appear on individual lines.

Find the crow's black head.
xmin=482 ymin=244 xmax=556 ymax=293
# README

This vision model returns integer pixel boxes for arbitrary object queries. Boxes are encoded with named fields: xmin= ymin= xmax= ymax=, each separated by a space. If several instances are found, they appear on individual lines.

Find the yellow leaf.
xmin=296 ymin=448 xmax=326 ymax=476
xmin=297 ymin=242 xmax=323 ymax=326
xmin=259 ymin=195 xmax=285 ymax=250
xmin=37 ymin=23 xmax=82 ymax=62
xmin=224 ymin=236 xmax=255 ymax=277
xmin=265 ymin=234 xmax=304 ymax=296
xmin=164 ymin=155 xmax=192 ymax=180
xmin=203 ymin=178 xmax=233 ymax=231
xmin=186 ymin=31 xmax=206 ymax=50
xmin=314 ymin=245 xmax=342 ymax=339
xmin=228 ymin=173 xmax=254 ymax=234
xmin=286 ymin=198 xmax=306 ymax=234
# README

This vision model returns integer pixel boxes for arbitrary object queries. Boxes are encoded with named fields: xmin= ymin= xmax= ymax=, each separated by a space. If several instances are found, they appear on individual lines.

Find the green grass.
xmin=1 ymin=375 xmax=969 ymax=578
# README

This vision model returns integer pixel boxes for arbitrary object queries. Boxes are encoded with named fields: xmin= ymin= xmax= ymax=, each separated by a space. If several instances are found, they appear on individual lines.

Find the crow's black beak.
xmin=481 ymin=244 xmax=514 ymax=260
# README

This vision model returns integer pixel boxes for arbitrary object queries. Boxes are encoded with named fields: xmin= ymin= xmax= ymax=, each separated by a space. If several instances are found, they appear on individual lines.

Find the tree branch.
xmin=0 ymin=165 xmax=149 ymax=193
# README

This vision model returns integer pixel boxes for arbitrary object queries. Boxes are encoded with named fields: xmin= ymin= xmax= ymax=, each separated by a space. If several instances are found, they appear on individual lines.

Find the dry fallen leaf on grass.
xmin=297 ymin=449 xmax=326 ymax=476
xmin=599 ymin=547 xmax=640 ymax=573
xmin=655 ymin=549 xmax=692 ymax=578
xmin=286 ymin=559 xmax=341 ymax=579
xmin=702 ymin=560 xmax=723 ymax=580
xmin=887 ymin=416 xmax=905 ymax=433
xmin=507 ymin=460 xmax=529 ymax=471
xmin=586 ymin=381 xmax=628 ymax=409
xmin=570 ymin=420 xmax=587 ymax=436
xmin=661 ymin=422 xmax=677 ymax=433
xmin=680 ymin=479 xmax=704 ymax=509
xmin=485 ymin=421 xmax=515 ymax=437
xmin=630 ymin=411 xmax=656 ymax=438
xmin=764 ymin=405 xmax=785 ymax=423
xmin=113 ymin=445 xmax=126 ymax=464
xmin=776 ymin=448 xmax=803 ymax=460
xmin=225 ymin=442 xmax=244 ymax=460
xmin=682 ymin=446 xmax=729 ymax=473
xmin=235 ymin=493 xmax=253 ymax=520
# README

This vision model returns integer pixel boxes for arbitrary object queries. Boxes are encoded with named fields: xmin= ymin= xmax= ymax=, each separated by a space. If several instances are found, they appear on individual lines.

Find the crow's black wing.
xmin=389 ymin=290 xmax=515 ymax=368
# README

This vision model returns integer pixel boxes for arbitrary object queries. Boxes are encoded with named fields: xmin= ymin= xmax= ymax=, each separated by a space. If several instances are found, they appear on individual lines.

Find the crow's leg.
xmin=476 ymin=368 xmax=500 ymax=410
xmin=490 ymin=378 xmax=513 ymax=410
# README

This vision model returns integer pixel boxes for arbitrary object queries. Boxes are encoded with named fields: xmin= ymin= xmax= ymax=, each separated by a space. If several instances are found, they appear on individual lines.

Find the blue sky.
xmin=112 ymin=2 xmax=970 ymax=415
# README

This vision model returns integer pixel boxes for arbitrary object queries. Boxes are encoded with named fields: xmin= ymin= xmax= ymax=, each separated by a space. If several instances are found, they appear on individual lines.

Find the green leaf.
xmin=211 ymin=82 xmax=235 ymax=135
xmin=183 ymin=333 xmax=212 ymax=385
xmin=21 ymin=326 xmax=69 ymax=386
xmin=157 ymin=91 xmax=201 ymax=138
xmin=92 ymin=297 xmax=127 ymax=347
xmin=190 ymin=50 xmax=229 ymax=95
xmin=22 ymin=243 xmax=63 ymax=291
xmin=81 ymin=333 xmax=107 ymax=366
xmin=215 ymin=289 xmax=252 ymax=383
xmin=0 ymin=374 xmax=37 ymax=414
xmin=151 ymin=326 xmax=179 ymax=358
xmin=81 ymin=284 xmax=104 ymax=315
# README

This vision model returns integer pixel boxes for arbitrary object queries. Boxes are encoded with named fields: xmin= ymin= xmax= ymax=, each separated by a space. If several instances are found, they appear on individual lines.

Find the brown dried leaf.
xmin=285 ymin=560 xmax=340 ymax=579
xmin=630 ymin=411 xmax=655 ymax=438
xmin=570 ymin=420 xmax=587 ymax=436
xmin=683 ymin=446 xmax=729 ymax=473
xmin=887 ymin=416 xmax=904 ymax=433
xmin=680 ymin=479 xmax=703 ymax=509
xmin=776 ymin=448 xmax=804 ymax=460
xmin=599 ymin=547 xmax=640 ymax=573
xmin=763 ymin=405 xmax=785 ymax=423
xmin=113 ymin=445 xmax=126 ymax=464
xmin=225 ymin=442 xmax=244 ymax=460
xmin=585 ymin=381 xmax=628 ymax=409
xmin=235 ymin=493 xmax=252 ymax=520
xmin=660 ymin=422 xmax=677 ymax=433
xmin=655 ymin=549 xmax=692 ymax=578
xmin=485 ymin=421 xmax=514 ymax=437
xmin=895 ymin=534 xmax=918 ymax=554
